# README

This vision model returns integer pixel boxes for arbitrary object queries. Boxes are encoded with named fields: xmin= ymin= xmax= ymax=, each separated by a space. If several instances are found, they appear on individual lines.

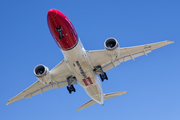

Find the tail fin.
xmin=77 ymin=91 xmax=127 ymax=111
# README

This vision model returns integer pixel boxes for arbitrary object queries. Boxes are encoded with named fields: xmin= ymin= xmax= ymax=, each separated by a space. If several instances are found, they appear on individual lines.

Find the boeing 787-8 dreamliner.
xmin=7 ymin=9 xmax=173 ymax=111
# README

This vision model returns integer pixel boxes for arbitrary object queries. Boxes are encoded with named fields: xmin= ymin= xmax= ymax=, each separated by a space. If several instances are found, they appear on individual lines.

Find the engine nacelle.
xmin=34 ymin=65 xmax=51 ymax=85
xmin=104 ymin=38 xmax=120 ymax=59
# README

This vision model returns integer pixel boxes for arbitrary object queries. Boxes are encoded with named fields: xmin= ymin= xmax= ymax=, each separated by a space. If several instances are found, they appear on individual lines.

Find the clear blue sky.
xmin=1 ymin=0 xmax=180 ymax=120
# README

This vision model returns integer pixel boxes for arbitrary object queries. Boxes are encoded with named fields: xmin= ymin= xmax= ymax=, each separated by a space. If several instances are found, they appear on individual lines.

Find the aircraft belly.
xmin=73 ymin=61 xmax=96 ymax=87
xmin=62 ymin=40 xmax=103 ymax=104
xmin=62 ymin=40 xmax=96 ymax=87
xmin=84 ymin=76 xmax=103 ymax=104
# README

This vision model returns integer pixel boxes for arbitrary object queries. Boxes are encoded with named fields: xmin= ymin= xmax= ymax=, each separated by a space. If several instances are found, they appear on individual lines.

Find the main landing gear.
xmin=94 ymin=65 xmax=108 ymax=82
xmin=66 ymin=76 xmax=77 ymax=94
xmin=67 ymin=85 xmax=76 ymax=94
xmin=55 ymin=26 xmax=64 ymax=39
xmin=100 ymin=73 xmax=108 ymax=82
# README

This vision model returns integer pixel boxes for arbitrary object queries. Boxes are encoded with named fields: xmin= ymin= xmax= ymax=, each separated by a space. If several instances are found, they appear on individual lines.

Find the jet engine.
xmin=104 ymin=38 xmax=120 ymax=59
xmin=34 ymin=65 xmax=51 ymax=85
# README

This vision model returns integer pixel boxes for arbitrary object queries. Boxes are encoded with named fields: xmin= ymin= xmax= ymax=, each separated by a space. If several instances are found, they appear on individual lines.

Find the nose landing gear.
xmin=55 ymin=26 xmax=65 ymax=39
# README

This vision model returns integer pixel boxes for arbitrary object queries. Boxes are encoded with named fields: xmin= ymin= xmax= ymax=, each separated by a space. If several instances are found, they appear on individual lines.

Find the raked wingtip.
xmin=76 ymin=108 xmax=81 ymax=111
xmin=6 ymin=101 xmax=9 ymax=105
xmin=167 ymin=40 xmax=174 ymax=43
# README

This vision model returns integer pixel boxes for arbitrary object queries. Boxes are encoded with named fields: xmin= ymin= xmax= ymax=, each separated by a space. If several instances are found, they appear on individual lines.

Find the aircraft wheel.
xmin=59 ymin=35 xmax=62 ymax=39
xmin=100 ymin=74 xmax=104 ymax=82
xmin=105 ymin=73 xmax=108 ymax=80
xmin=67 ymin=86 xmax=72 ymax=94
xmin=73 ymin=88 xmax=76 ymax=92
xmin=71 ymin=85 xmax=76 ymax=92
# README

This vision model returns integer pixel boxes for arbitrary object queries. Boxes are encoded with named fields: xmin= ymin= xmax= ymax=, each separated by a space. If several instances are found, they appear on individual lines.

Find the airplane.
xmin=7 ymin=9 xmax=173 ymax=111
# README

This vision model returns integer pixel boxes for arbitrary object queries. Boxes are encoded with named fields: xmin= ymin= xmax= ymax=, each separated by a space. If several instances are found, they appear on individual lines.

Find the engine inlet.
xmin=105 ymin=38 xmax=118 ymax=51
xmin=34 ymin=65 xmax=46 ymax=77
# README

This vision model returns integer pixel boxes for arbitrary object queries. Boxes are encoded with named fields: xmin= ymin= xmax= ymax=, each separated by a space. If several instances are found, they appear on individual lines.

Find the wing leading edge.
xmin=7 ymin=60 xmax=76 ymax=105
xmin=87 ymin=40 xmax=174 ymax=73
xmin=7 ymin=40 xmax=173 ymax=106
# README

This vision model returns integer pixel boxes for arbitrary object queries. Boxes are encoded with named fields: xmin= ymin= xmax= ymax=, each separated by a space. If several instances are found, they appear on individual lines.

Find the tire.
xmin=73 ymin=88 xmax=76 ymax=92
xmin=67 ymin=86 xmax=71 ymax=94
xmin=71 ymin=85 xmax=76 ymax=92
xmin=100 ymin=74 xmax=104 ymax=82
xmin=59 ymin=35 xmax=61 ymax=39
xmin=104 ymin=73 xmax=108 ymax=80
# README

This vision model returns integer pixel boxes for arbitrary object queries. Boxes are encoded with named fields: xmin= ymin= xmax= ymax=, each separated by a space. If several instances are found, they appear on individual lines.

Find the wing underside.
xmin=87 ymin=40 xmax=173 ymax=73
xmin=7 ymin=40 xmax=173 ymax=106
xmin=7 ymin=60 xmax=76 ymax=105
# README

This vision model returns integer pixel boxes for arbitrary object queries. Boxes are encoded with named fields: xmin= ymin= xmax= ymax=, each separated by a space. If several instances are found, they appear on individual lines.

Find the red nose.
xmin=47 ymin=9 xmax=57 ymax=18
xmin=47 ymin=9 xmax=78 ymax=50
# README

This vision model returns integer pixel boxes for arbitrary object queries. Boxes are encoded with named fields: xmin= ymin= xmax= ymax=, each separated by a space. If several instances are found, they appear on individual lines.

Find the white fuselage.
xmin=47 ymin=9 xmax=103 ymax=104
xmin=62 ymin=39 xmax=103 ymax=104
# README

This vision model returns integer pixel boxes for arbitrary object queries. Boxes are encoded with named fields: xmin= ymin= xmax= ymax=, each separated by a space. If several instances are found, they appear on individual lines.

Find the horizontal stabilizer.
xmin=77 ymin=91 xmax=127 ymax=111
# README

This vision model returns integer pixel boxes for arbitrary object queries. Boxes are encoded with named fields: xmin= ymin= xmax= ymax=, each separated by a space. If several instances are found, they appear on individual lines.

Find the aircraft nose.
xmin=47 ymin=9 xmax=57 ymax=18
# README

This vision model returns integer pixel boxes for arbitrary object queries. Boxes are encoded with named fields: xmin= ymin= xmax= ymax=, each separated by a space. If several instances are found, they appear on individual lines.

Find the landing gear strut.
xmin=66 ymin=76 xmax=77 ymax=94
xmin=55 ymin=26 xmax=64 ymax=39
xmin=93 ymin=65 xmax=108 ymax=82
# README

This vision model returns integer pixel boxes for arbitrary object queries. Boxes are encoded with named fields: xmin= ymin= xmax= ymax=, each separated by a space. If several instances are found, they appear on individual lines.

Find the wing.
xmin=7 ymin=60 xmax=76 ymax=105
xmin=87 ymin=40 xmax=174 ymax=73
